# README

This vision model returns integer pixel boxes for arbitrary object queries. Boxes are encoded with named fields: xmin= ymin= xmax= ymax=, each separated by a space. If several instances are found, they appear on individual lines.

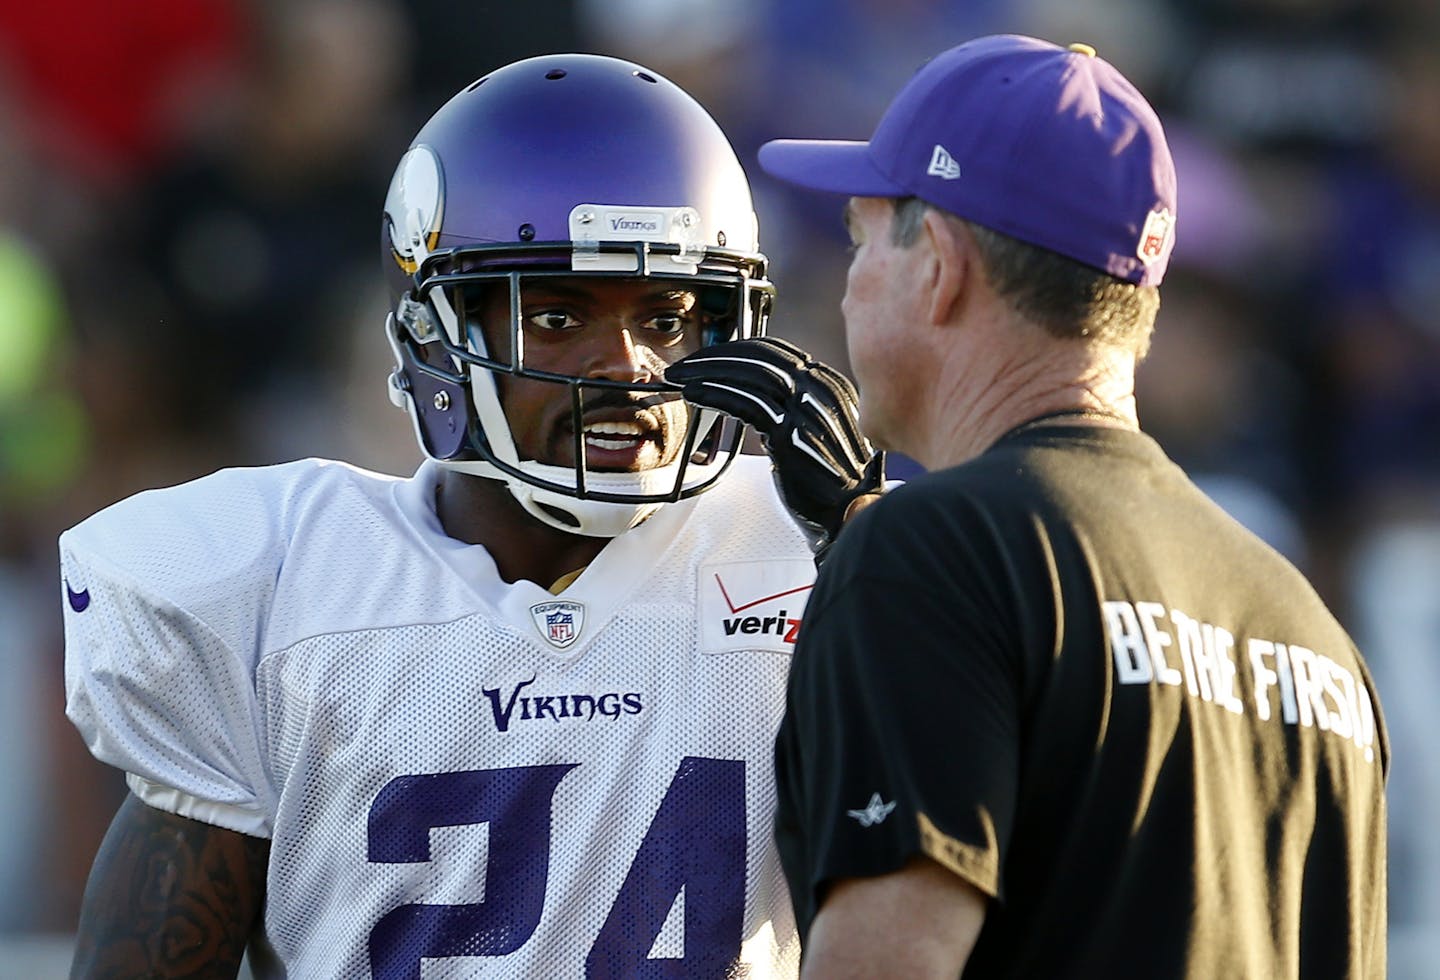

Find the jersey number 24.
xmin=367 ymin=756 xmax=745 ymax=979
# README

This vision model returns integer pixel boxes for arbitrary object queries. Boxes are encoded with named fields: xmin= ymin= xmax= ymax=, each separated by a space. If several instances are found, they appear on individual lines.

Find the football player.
xmin=62 ymin=54 xmax=878 ymax=978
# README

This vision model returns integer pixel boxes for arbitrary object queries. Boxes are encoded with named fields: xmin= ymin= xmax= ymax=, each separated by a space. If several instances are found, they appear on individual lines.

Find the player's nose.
xmin=584 ymin=325 xmax=657 ymax=383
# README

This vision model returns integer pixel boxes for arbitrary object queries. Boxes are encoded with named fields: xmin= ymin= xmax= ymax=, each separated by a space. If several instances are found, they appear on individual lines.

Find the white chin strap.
xmin=433 ymin=452 xmax=725 ymax=538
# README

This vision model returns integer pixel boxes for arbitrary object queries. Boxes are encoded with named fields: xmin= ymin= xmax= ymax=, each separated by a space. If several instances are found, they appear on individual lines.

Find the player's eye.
xmin=643 ymin=311 xmax=692 ymax=345
xmin=527 ymin=310 xmax=582 ymax=332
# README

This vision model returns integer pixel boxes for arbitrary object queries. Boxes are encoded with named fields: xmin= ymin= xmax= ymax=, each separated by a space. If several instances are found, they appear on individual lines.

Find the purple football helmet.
xmin=382 ymin=53 xmax=773 ymax=536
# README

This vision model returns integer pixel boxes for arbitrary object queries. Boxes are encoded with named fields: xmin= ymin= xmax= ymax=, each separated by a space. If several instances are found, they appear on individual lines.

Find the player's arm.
xmin=71 ymin=793 xmax=269 ymax=979
xmin=800 ymin=856 xmax=986 ymax=979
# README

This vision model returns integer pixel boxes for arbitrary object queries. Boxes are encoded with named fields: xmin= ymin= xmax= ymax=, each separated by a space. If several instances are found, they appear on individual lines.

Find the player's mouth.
xmin=562 ymin=408 xmax=667 ymax=469
xmin=584 ymin=419 xmax=650 ymax=453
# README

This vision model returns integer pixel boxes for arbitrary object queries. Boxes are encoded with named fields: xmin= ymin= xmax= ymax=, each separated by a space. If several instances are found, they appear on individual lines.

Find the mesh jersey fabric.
xmin=775 ymin=425 xmax=1388 ymax=979
xmin=63 ymin=454 xmax=813 ymax=978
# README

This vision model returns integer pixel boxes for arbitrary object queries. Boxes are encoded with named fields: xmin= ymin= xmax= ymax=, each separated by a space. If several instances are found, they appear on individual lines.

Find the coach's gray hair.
xmin=888 ymin=196 xmax=1158 ymax=358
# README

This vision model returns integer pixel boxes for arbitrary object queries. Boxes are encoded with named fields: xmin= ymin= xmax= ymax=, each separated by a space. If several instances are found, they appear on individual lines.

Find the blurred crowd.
xmin=1 ymin=0 xmax=1437 ymax=973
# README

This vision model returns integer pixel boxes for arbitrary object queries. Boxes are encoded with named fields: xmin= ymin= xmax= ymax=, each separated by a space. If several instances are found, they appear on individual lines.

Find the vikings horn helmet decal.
xmin=382 ymin=54 xmax=772 ymax=537
xmin=386 ymin=146 xmax=443 ymax=276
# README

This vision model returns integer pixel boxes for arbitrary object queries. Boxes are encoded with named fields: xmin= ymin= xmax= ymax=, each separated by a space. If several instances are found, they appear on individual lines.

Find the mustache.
xmin=572 ymin=388 xmax=675 ymax=414
xmin=544 ymin=386 xmax=687 ymax=463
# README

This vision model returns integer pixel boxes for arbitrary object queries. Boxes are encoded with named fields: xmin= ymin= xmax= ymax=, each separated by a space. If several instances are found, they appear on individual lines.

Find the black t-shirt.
xmin=775 ymin=425 xmax=1388 ymax=978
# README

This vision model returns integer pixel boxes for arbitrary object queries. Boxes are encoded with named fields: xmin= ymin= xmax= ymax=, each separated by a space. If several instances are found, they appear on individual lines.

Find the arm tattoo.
xmin=71 ymin=794 xmax=270 ymax=979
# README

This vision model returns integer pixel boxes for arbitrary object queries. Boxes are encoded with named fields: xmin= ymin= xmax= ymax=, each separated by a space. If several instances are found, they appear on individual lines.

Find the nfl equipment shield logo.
xmin=530 ymin=599 xmax=585 ymax=650
xmin=1137 ymin=207 xmax=1175 ymax=264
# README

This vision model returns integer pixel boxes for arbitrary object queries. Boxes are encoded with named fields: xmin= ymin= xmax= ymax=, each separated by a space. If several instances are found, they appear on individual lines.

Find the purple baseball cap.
xmin=759 ymin=35 xmax=1178 ymax=286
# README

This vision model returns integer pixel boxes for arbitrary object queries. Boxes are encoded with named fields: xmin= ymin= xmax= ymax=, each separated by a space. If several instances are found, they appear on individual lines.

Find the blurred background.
xmin=1 ymin=0 xmax=1436 ymax=974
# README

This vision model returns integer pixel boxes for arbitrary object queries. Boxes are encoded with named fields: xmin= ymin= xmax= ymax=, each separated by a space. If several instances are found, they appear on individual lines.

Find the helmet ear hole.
xmin=402 ymin=349 xmax=473 ymax=460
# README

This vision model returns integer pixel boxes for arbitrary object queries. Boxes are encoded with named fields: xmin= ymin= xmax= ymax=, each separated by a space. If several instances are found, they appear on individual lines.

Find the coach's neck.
xmin=915 ymin=273 xmax=1139 ymax=471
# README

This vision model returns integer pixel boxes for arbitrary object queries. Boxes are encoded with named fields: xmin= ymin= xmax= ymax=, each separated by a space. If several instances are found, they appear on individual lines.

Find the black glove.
xmin=667 ymin=336 xmax=885 ymax=555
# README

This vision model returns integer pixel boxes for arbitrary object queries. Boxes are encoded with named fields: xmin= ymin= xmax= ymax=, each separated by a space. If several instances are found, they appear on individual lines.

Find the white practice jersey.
xmin=62 ymin=455 xmax=815 ymax=979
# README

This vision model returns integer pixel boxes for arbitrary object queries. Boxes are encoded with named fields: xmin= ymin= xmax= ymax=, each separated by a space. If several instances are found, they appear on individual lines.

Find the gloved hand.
xmin=667 ymin=336 xmax=885 ymax=556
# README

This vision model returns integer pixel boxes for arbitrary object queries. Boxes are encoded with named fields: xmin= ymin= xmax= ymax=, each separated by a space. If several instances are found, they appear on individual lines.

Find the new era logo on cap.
xmin=927 ymin=144 xmax=960 ymax=180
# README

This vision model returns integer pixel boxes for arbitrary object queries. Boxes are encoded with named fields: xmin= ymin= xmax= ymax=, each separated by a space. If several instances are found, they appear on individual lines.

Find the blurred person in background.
xmin=1133 ymin=127 xmax=1310 ymax=568
xmin=0 ymin=219 xmax=86 ymax=934
xmin=115 ymin=0 xmax=410 ymax=467
xmin=0 ymin=58 xmax=106 ymax=939
xmin=1309 ymin=15 xmax=1440 ymax=975
xmin=0 ymin=0 xmax=249 ymax=191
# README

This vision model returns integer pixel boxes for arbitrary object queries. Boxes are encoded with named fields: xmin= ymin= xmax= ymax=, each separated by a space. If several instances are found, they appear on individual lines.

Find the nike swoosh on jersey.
xmin=66 ymin=581 xmax=91 ymax=613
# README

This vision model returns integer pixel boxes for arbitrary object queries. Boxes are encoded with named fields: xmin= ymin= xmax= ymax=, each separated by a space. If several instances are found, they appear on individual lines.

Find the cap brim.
xmin=757 ymin=139 xmax=907 ymax=197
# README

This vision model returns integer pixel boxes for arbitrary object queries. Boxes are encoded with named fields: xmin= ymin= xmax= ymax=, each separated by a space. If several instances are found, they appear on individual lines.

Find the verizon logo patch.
xmin=699 ymin=559 xmax=815 ymax=654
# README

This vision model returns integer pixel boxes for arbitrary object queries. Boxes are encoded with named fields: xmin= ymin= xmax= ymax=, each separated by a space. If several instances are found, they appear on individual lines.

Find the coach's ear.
xmin=922 ymin=209 xmax=971 ymax=327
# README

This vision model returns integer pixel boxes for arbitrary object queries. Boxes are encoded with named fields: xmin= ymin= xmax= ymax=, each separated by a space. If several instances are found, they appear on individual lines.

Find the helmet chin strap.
xmin=434 ymin=456 xmax=666 ymax=537
xmin=434 ymin=407 xmax=728 ymax=538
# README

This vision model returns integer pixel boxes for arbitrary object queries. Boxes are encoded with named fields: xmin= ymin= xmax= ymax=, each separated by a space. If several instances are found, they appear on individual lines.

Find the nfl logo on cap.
xmin=1138 ymin=207 xmax=1175 ymax=265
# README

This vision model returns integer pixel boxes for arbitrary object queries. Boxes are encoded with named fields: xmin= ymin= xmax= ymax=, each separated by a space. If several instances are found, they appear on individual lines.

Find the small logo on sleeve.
xmin=847 ymin=793 xmax=897 ymax=827
xmin=65 ymin=580 xmax=91 ymax=613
